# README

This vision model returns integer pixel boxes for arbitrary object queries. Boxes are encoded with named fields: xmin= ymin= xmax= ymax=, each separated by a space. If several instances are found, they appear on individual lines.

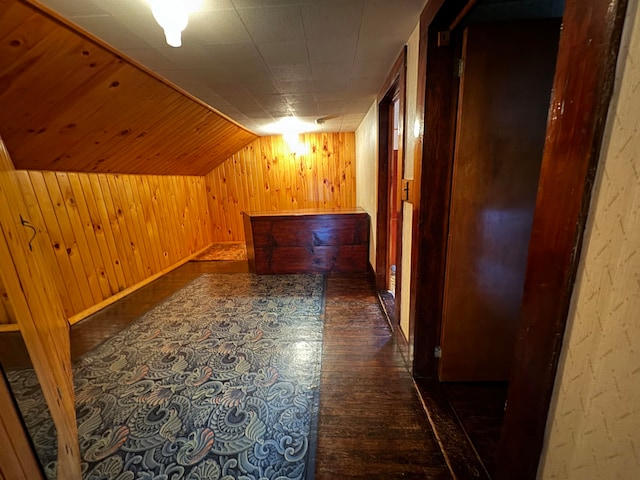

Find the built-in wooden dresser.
xmin=242 ymin=208 xmax=370 ymax=274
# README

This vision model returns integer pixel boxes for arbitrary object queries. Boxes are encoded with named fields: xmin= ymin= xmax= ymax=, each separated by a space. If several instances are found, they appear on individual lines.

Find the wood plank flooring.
xmin=74 ymin=262 xmax=453 ymax=478
xmin=442 ymin=383 xmax=508 ymax=478
xmin=2 ymin=261 xmax=455 ymax=478
xmin=317 ymin=274 xmax=451 ymax=479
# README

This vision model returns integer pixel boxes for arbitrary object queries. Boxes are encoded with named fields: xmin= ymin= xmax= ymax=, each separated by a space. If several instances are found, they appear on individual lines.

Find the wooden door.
xmin=0 ymin=137 xmax=81 ymax=478
xmin=439 ymin=20 xmax=560 ymax=381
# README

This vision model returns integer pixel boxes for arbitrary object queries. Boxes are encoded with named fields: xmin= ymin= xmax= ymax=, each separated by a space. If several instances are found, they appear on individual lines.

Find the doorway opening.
xmin=442 ymin=16 xmax=561 ymax=476
xmin=376 ymin=50 xmax=406 ymax=329
xmin=413 ymin=0 xmax=567 ymax=477
xmin=387 ymin=96 xmax=401 ymax=298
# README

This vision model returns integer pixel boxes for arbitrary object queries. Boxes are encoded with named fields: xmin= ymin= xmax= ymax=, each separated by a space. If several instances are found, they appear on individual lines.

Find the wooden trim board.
xmin=68 ymin=242 xmax=215 ymax=325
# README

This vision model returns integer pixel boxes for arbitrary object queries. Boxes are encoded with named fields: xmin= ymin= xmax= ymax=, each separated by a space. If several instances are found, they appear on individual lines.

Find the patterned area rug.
xmin=193 ymin=243 xmax=248 ymax=261
xmin=7 ymin=273 xmax=325 ymax=480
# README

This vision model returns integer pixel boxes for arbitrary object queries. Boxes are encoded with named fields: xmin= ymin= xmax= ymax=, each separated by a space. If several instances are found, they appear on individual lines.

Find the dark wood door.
xmin=439 ymin=20 xmax=560 ymax=381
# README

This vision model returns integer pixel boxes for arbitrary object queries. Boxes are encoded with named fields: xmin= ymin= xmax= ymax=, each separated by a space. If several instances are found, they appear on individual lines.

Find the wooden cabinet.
xmin=243 ymin=209 xmax=370 ymax=274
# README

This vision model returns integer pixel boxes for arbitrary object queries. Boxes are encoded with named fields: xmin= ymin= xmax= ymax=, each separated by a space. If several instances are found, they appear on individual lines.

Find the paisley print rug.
xmin=7 ymin=273 xmax=325 ymax=480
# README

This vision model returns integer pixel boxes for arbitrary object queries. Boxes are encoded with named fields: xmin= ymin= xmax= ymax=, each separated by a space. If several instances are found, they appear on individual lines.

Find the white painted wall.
xmin=355 ymin=100 xmax=378 ymax=268
xmin=354 ymin=21 xmax=420 ymax=344
xmin=399 ymin=23 xmax=421 ymax=339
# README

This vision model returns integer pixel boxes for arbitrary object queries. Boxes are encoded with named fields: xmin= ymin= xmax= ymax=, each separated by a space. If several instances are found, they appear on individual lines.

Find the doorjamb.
xmin=376 ymin=48 xmax=407 ymax=327
xmin=411 ymin=0 xmax=629 ymax=479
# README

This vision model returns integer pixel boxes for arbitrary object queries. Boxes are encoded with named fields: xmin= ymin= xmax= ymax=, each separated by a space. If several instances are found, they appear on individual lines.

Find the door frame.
xmin=411 ymin=0 xmax=629 ymax=479
xmin=376 ymin=47 xmax=407 ymax=327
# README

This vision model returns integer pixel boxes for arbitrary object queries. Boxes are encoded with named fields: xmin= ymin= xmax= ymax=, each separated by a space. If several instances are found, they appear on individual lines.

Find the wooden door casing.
xmin=413 ymin=0 xmax=629 ymax=477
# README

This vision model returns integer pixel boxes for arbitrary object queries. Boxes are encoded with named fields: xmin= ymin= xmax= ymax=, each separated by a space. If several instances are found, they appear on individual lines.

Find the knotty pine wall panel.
xmin=0 ymin=277 xmax=15 ymax=325
xmin=0 ymin=0 xmax=257 ymax=175
xmin=205 ymin=133 xmax=356 ymax=241
xmin=14 ymin=171 xmax=212 ymax=320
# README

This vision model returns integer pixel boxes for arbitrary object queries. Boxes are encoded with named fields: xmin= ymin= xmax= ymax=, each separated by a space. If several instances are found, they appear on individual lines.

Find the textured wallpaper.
xmin=538 ymin=1 xmax=640 ymax=478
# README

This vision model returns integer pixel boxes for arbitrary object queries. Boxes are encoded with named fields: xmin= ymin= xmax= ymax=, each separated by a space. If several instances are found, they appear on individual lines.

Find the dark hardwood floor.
xmin=0 ymin=261 xmax=508 ymax=480
xmin=442 ymin=383 xmax=508 ymax=478
xmin=317 ymin=273 xmax=450 ymax=479
xmin=73 ymin=261 xmax=452 ymax=478
xmin=70 ymin=260 xmax=250 ymax=360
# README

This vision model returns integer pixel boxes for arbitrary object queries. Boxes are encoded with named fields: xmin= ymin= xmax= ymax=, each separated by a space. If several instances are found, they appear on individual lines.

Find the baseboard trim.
xmin=68 ymin=243 xmax=214 ymax=326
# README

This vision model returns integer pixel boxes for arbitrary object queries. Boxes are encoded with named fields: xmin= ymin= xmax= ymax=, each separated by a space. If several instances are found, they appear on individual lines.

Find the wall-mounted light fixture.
xmin=147 ymin=0 xmax=201 ymax=47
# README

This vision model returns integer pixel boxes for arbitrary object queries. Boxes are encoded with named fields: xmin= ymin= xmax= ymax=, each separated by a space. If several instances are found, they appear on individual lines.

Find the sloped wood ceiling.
xmin=0 ymin=0 xmax=258 ymax=176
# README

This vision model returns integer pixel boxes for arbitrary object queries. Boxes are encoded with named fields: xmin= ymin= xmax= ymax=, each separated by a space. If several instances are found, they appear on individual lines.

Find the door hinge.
xmin=454 ymin=58 xmax=464 ymax=77
xmin=434 ymin=346 xmax=442 ymax=358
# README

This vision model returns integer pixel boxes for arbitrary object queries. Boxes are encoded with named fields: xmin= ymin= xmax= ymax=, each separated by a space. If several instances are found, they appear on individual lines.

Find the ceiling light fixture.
xmin=264 ymin=117 xmax=317 ymax=155
xmin=147 ymin=0 xmax=201 ymax=48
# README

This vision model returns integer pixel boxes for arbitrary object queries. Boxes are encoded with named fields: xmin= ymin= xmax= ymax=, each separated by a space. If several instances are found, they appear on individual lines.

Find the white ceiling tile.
xmin=236 ymin=5 xmax=305 ymax=44
xmin=314 ymin=91 xmax=351 ymax=102
xmin=96 ymin=0 xmax=151 ymax=16
xmin=267 ymin=104 xmax=298 ymax=117
xmin=348 ymin=97 xmax=377 ymax=113
xmin=221 ymin=94 xmax=263 ymax=109
xmin=312 ymin=77 xmax=350 ymax=94
xmin=253 ymin=94 xmax=289 ymax=109
xmin=121 ymin=48 xmax=179 ymax=71
xmin=338 ymin=112 xmax=366 ymax=130
xmin=37 ymin=0 xmax=107 ymax=17
xmin=274 ymin=80 xmax=316 ymax=95
xmin=269 ymin=64 xmax=313 ymax=82
xmin=307 ymin=37 xmax=357 ymax=64
xmin=203 ymin=43 xmax=266 ymax=66
xmin=186 ymin=9 xmax=252 ymax=45
xmin=201 ymin=76 xmax=251 ymax=96
xmin=199 ymin=0 xmax=236 ymax=11
xmin=155 ymin=69 xmax=201 ymax=85
xmin=347 ymin=75 xmax=384 ymax=93
xmin=154 ymin=44 xmax=219 ymax=70
xmin=354 ymin=35 xmax=405 ymax=64
xmin=288 ymin=103 xmax=319 ymax=117
xmin=360 ymin=0 xmax=425 ymax=38
xmin=258 ymin=42 xmax=309 ymax=66
xmin=69 ymin=14 xmax=152 ymax=50
xmin=32 ymin=0 xmax=425 ymax=135
xmin=311 ymin=63 xmax=351 ymax=90
xmin=241 ymin=80 xmax=281 ymax=95
xmin=231 ymin=62 xmax=273 ymax=78
xmin=351 ymin=60 xmax=392 ymax=77
xmin=176 ymin=66 xmax=236 ymax=84
xmin=115 ymin=13 xmax=170 ymax=49
xmin=166 ymin=82 xmax=229 ymax=107
xmin=232 ymin=0 xmax=298 ymax=8
xmin=316 ymin=100 xmax=348 ymax=115
xmin=283 ymin=93 xmax=315 ymax=105
xmin=301 ymin=1 xmax=364 ymax=40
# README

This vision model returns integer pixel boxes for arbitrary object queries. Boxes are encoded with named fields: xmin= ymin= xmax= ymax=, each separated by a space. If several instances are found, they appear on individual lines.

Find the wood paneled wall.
xmin=205 ymin=133 xmax=356 ymax=241
xmin=13 ymin=171 xmax=212 ymax=321
xmin=0 ymin=0 xmax=257 ymax=175
xmin=0 ymin=136 xmax=82 ymax=478
xmin=0 ymin=277 xmax=15 ymax=325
